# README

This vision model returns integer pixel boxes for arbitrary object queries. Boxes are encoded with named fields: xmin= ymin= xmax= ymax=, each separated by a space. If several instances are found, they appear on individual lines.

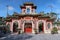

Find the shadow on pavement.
xmin=0 ymin=33 xmax=33 ymax=40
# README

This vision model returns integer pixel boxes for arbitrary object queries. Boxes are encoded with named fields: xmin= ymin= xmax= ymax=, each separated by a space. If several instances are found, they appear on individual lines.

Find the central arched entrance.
xmin=24 ymin=23 xmax=32 ymax=33
xmin=13 ymin=22 xmax=18 ymax=32
xmin=38 ymin=22 xmax=44 ymax=33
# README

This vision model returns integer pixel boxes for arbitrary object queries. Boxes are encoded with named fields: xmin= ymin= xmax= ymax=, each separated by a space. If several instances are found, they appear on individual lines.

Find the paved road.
xmin=0 ymin=34 xmax=60 ymax=40
xmin=0 ymin=33 xmax=35 ymax=40
xmin=27 ymin=34 xmax=60 ymax=40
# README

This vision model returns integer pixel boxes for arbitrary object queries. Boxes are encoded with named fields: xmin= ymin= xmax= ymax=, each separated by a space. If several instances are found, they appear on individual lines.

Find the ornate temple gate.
xmin=24 ymin=23 xmax=32 ymax=33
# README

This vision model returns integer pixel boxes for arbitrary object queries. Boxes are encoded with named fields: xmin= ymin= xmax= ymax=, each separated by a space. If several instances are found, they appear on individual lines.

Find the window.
xmin=48 ymin=23 xmax=50 ymax=29
xmin=27 ymin=8 xmax=30 ymax=13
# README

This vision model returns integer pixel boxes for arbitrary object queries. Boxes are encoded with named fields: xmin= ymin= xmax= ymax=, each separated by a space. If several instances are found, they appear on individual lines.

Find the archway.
xmin=13 ymin=21 xmax=18 ymax=32
xmin=24 ymin=23 xmax=32 ymax=33
xmin=38 ymin=22 xmax=44 ymax=33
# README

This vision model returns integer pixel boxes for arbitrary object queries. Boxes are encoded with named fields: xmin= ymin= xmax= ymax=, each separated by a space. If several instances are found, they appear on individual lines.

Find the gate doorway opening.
xmin=38 ymin=22 xmax=44 ymax=33
xmin=24 ymin=23 xmax=32 ymax=33
xmin=13 ymin=22 xmax=18 ymax=32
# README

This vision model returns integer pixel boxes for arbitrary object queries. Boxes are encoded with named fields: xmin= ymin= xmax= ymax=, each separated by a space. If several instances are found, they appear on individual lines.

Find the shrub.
xmin=51 ymin=27 xmax=58 ymax=34
xmin=17 ymin=28 xmax=22 ymax=34
xmin=34 ymin=28 xmax=37 ymax=34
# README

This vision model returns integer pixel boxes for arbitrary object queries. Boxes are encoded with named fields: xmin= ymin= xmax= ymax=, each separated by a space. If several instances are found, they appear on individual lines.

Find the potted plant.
xmin=51 ymin=27 xmax=58 ymax=34
xmin=34 ymin=28 xmax=37 ymax=34
xmin=17 ymin=28 xmax=22 ymax=34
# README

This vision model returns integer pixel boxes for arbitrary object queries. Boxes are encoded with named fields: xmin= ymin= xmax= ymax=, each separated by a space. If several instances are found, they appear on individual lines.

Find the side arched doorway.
xmin=38 ymin=22 xmax=44 ymax=33
xmin=13 ymin=21 xmax=18 ymax=32
xmin=24 ymin=23 xmax=32 ymax=33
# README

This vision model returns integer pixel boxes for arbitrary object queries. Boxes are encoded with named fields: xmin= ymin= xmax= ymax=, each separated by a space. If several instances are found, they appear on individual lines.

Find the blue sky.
xmin=0 ymin=0 xmax=60 ymax=18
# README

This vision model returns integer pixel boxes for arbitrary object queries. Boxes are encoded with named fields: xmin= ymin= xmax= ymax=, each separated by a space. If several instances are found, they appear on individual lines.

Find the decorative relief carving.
xmin=24 ymin=17 xmax=32 ymax=20
xmin=21 ymin=20 xmax=33 ymax=24
xmin=33 ymin=20 xmax=36 ymax=28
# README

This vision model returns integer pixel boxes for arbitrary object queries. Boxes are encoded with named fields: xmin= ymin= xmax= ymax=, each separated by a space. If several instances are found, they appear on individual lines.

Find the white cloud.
xmin=8 ymin=6 xmax=14 ymax=10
